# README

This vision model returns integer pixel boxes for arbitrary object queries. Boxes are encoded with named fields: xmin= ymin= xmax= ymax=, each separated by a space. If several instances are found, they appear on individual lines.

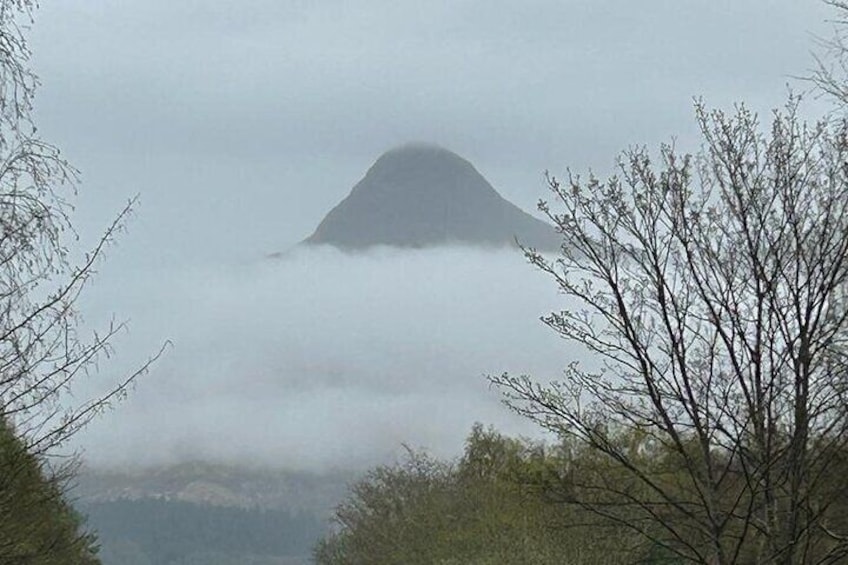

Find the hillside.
xmin=303 ymin=144 xmax=560 ymax=250
xmin=75 ymin=463 xmax=353 ymax=565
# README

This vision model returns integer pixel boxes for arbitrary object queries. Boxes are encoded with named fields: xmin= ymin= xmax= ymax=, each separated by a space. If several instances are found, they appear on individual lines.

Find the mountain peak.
xmin=378 ymin=141 xmax=461 ymax=157
xmin=303 ymin=144 xmax=559 ymax=251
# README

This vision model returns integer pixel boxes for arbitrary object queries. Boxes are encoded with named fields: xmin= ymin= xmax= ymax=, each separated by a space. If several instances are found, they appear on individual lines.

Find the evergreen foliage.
xmin=0 ymin=418 xmax=99 ymax=564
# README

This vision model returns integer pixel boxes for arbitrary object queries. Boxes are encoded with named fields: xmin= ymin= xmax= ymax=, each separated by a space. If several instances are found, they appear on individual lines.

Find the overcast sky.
xmin=30 ymin=0 xmax=833 ymax=267
xmin=24 ymin=1 xmax=840 ymax=470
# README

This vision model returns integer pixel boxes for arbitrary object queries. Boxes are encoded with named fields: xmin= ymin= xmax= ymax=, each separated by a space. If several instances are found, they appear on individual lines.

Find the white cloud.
xmin=72 ymin=246 xmax=579 ymax=471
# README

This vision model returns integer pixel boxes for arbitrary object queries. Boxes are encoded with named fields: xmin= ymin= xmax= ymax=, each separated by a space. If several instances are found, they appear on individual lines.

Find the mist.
xmin=28 ymin=0 xmax=833 ymax=477
xmin=72 ymin=244 xmax=579 ymax=472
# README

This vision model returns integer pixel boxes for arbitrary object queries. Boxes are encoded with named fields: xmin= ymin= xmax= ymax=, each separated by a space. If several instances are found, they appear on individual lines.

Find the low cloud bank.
xmin=72 ymin=245 xmax=582 ymax=472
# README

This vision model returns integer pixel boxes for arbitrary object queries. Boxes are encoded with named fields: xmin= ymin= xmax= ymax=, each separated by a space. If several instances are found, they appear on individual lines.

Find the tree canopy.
xmin=314 ymin=424 xmax=660 ymax=564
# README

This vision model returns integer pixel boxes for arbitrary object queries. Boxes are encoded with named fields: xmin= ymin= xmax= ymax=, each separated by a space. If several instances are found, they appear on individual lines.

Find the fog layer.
xmin=73 ymin=246 xmax=577 ymax=471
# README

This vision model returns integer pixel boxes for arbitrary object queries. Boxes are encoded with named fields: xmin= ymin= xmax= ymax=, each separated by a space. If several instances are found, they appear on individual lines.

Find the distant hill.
xmin=83 ymin=499 xmax=322 ymax=565
xmin=75 ymin=462 xmax=350 ymax=513
xmin=75 ymin=463 xmax=352 ymax=565
xmin=303 ymin=143 xmax=560 ymax=250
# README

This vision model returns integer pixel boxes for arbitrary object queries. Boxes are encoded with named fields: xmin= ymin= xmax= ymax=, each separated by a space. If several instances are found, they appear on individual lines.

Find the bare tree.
xmin=812 ymin=1 xmax=848 ymax=107
xmin=0 ymin=0 xmax=162 ymax=456
xmin=0 ymin=1 xmax=164 ymax=562
xmin=492 ymin=98 xmax=848 ymax=564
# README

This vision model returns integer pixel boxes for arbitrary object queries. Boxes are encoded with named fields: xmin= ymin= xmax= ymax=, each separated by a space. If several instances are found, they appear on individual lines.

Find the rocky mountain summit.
xmin=303 ymin=143 xmax=560 ymax=250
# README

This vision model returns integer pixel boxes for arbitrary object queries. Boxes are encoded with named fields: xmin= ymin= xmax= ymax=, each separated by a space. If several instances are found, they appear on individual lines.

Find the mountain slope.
xmin=303 ymin=144 xmax=559 ymax=250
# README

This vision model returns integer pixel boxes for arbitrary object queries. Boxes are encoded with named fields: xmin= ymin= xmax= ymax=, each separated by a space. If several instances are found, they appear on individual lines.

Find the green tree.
xmin=314 ymin=425 xmax=644 ymax=564
xmin=492 ymin=97 xmax=848 ymax=563
xmin=0 ymin=417 xmax=98 ymax=563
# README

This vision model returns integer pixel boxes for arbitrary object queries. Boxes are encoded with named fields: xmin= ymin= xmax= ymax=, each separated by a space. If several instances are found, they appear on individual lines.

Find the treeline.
xmin=314 ymin=424 xmax=675 ymax=564
xmin=83 ymin=498 xmax=326 ymax=565
xmin=315 ymin=423 xmax=848 ymax=564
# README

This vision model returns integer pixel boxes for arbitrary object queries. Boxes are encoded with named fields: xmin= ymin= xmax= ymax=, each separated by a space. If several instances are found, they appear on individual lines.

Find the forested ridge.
xmin=83 ymin=498 xmax=324 ymax=565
